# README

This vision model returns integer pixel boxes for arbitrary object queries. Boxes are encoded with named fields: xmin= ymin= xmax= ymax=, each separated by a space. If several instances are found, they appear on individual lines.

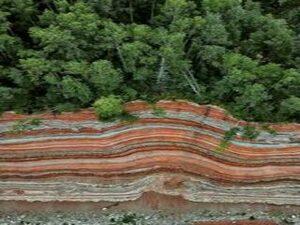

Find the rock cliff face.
xmin=0 ymin=100 xmax=299 ymax=205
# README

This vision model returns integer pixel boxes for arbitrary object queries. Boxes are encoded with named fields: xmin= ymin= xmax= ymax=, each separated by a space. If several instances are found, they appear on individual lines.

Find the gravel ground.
xmin=0 ymin=210 xmax=299 ymax=225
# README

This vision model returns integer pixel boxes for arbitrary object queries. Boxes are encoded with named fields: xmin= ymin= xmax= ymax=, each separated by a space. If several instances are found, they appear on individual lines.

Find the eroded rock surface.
xmin=0 ymin=100 xmax=299 ymax=206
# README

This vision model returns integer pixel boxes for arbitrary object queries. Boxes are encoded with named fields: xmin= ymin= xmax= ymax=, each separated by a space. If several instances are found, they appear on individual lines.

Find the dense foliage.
xmin=0 ymin=0 xmax=299 ymax=122
xmin=93 ymin=95 xmax=123 ymax=119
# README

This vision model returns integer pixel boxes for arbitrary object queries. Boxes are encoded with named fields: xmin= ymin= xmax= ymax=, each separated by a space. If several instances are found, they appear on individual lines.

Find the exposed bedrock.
xmin=0 ymin=100 xmax=299 ymax=205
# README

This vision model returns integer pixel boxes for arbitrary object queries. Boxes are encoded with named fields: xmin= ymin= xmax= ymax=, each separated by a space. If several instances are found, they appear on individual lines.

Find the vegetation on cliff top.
xmin=0 ymin=0 xmax=299 ymax=122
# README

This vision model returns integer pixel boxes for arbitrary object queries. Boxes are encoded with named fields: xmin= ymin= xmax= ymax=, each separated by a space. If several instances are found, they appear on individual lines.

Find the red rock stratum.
xmin=0 ymin=100 xmax=299 ymax=204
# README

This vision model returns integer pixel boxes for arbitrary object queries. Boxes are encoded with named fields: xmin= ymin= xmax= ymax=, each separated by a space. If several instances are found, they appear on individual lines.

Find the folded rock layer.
xmin=0 ymin=100 xmax=299 ymax=205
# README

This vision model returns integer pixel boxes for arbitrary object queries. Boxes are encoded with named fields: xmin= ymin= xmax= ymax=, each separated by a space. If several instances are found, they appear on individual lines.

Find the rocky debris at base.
xmin=193 ymin=221 xmax=278 ymax=225
xmin=0 ymin=210 xmax=299 ymax=225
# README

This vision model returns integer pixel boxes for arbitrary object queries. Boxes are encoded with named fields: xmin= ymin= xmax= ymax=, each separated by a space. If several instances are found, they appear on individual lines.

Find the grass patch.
xmin=119 ymin=112 xmax=139 ymax=124
xmin=98 ymin=112 xmax=139 ymax=124
xmin=8 ymin=118 xmax=43 ymax=134
xmin=260 ymin=124 xmax=278 ymax=136
xmin=241 ymin=125 xmax=260 ymax=140
xmin=152 ymin=106 xmax=166 ymax=117
xmin=215 ymin=127 xmax=239 ymax=152
xmin=215 ymin=140 xmax=231 ymax=152
xmin=224 ymin=127 xmax=240 ymax=141
xmin=215 ymin=125 xmax=261 ymax=151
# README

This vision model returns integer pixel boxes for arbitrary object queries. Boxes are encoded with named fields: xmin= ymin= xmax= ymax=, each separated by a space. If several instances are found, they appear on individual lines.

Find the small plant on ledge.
xmin=216 ymin=125 xmax=261 ymax=152
xmin=93 ymin=95 xmax=123 ymax=121
xmin=151 ymin=106 xmax=166 ymax=117
xmin=93 ymin=96 xmax=139 ymax=123
xmin=216 ymin=127 xmax=240 ymax=152
xmin=8 ymin=118 xmax=43 ymax=134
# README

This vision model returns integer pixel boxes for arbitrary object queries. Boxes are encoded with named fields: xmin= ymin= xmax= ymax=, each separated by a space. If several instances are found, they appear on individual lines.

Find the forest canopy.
xmin=0 ymin=0 xmax=299 ymax=122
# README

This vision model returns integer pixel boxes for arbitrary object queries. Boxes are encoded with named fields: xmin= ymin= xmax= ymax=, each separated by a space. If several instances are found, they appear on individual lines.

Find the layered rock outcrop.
xmin=0 ymin=100 xmax=299 ymax=205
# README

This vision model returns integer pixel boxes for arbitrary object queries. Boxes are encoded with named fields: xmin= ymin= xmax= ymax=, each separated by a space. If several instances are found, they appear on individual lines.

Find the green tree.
xmin=279 ymin=96 xmax=300 ymax=121
xmin=61 ymin=76 xmax=92 ymax=105
xmin=202 ymin=0 xmax=241 ymax=12
xmin=89 ymin=60 xmax=123 ymax=96
xmin=0 ymin=0 xmax=299 ymax=122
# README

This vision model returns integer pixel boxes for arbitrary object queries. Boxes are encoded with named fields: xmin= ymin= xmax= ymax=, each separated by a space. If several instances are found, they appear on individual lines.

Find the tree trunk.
xmin=129 ymin=0 xmax=134 ymax=23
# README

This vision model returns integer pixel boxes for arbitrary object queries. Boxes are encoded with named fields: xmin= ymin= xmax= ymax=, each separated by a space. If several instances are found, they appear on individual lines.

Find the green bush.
xmin=93 ymin=96 xmax=123 ymax=120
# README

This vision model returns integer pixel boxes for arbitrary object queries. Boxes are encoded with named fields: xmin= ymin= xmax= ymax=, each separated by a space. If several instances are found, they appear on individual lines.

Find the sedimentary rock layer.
xmin=0 ymin=100 xmax=299 ymax=204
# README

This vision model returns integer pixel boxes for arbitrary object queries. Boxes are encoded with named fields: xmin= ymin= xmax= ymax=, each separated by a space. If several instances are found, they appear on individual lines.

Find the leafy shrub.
xmin=93 ymin=95 xmax=123 ymax=120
